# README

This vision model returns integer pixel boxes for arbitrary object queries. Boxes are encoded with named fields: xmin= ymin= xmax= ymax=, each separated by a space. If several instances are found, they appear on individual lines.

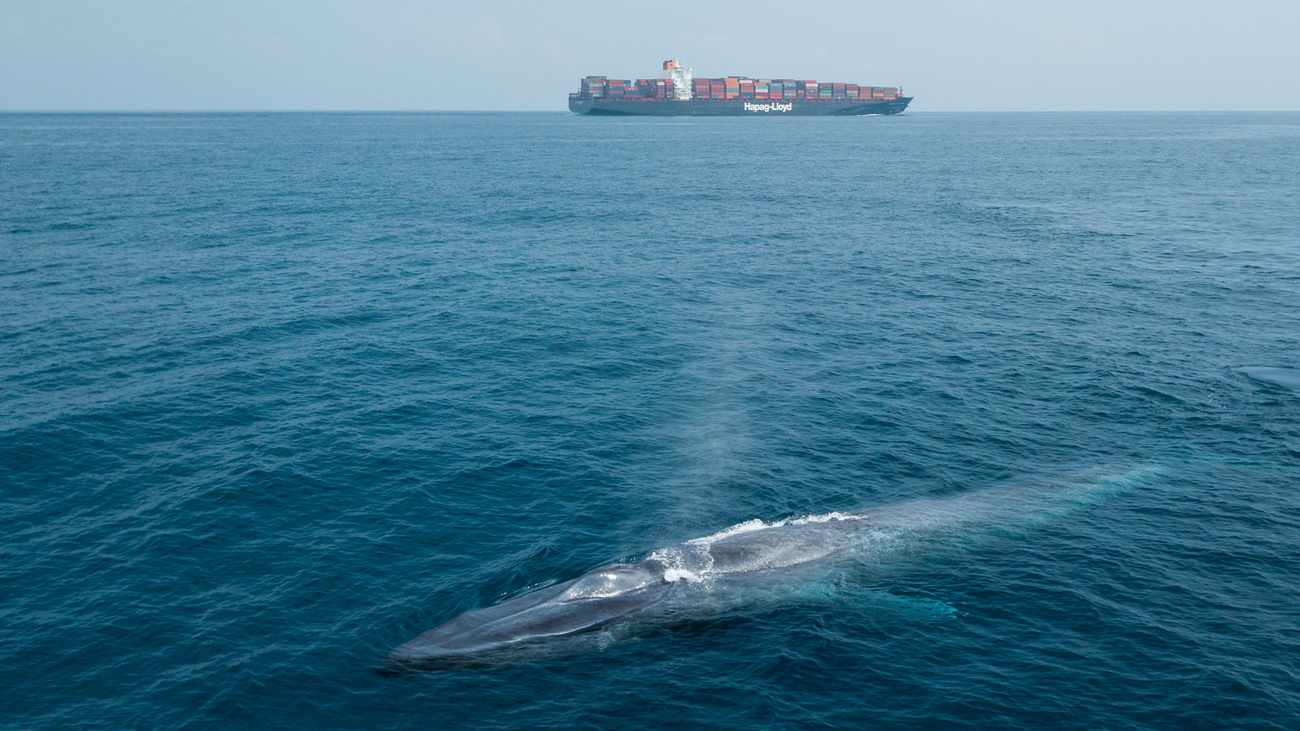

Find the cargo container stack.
xmin=583 ymin=76 xmax=606 ymax=98
xmin=650 ymin=79 xmax=676 ymax=101
xmin=577 ymin=71 xmax=900 ymax=104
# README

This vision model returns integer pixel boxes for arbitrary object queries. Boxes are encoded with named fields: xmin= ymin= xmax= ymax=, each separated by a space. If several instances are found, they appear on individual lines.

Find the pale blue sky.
xmin=2 ymin=0 xmax=1296 ymax=111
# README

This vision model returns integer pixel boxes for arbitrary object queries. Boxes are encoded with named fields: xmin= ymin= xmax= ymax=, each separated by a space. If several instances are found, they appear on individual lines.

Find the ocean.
xmin=2 ymin=112 xmax=1298 ymax=729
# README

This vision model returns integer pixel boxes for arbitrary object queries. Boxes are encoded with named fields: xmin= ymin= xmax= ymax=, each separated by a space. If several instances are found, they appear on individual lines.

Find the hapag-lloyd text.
xmin=743 ymin=102 xmax=793 ymax=113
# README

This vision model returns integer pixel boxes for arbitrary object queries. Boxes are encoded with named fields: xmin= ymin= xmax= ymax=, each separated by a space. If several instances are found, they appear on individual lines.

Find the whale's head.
xmin=384 ymin=563 xmax=671 ymax=671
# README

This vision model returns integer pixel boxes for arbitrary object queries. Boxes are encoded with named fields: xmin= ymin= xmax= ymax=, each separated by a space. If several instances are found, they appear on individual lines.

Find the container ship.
xmin=569 ymin=59 xmax=911 ymax=116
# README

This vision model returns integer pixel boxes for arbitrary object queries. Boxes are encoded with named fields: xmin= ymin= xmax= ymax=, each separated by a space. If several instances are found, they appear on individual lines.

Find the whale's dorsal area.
xmin=683 ymin=515 xmax=863 ymax=575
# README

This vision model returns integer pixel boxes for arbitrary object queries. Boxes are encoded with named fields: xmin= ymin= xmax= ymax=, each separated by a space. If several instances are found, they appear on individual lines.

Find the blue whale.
xmin=386 ymin=466 xmax=1157 ymax=670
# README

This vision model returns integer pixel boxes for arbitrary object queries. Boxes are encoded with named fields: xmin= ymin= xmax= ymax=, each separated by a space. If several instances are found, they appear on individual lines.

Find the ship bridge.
xmin=662 ymin=59 xmax=693 ymax=101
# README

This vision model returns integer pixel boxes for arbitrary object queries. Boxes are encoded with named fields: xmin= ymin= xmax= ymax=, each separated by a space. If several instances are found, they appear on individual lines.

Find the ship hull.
xmin=568 ymin=97 xmax=911 ymax=116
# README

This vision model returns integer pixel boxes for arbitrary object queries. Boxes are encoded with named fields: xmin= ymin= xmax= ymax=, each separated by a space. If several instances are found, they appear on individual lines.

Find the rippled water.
xmin=2 ymin=112 xmax=1299 ymax=729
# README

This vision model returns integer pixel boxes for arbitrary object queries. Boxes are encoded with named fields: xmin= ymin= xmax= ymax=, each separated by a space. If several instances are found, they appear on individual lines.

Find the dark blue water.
xmin=3 ymin=112 xmax=1299 ymax=729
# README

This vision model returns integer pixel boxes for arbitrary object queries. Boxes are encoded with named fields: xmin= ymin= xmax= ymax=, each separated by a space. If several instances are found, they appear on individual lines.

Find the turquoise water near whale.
xmin=2 ymin=112 xmax=1299 ymax=728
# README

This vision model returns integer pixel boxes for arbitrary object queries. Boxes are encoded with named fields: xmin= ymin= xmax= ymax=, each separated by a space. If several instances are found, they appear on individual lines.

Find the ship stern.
xmin=568 ymin=95 xmax=595 ymax=114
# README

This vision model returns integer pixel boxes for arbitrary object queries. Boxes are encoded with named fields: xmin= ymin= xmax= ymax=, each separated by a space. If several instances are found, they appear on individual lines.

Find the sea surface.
xmin=2 ymin=112 xmax=1299 ymax=729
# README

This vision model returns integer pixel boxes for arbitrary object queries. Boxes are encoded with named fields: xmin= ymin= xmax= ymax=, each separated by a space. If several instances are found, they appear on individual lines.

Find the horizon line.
xmin=2 ymin=109 xmax=1298 ymax=115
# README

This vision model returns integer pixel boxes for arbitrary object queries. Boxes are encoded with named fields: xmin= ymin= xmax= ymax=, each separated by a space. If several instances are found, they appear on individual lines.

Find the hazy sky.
xmin=2 ymin=0 xmax=1297 ymax=111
